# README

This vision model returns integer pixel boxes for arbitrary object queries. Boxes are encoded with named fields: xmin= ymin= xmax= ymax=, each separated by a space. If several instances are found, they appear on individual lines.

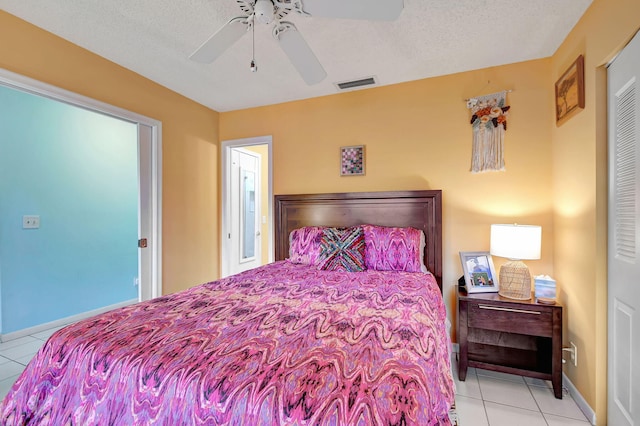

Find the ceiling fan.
xmin=189 ymin=0 xmax=404 ymax=85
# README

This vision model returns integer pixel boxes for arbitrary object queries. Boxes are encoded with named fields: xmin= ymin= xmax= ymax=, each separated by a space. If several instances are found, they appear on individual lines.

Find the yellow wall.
xmin=0 ymin=11 xmax=221 ymax=295
xmin=551 ymin=0 xmax=640 ymax=422
xmin=221 ymin=59 xmax=556 ymax=333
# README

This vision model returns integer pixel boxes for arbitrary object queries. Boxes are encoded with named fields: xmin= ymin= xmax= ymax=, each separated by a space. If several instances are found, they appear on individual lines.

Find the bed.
xmin=1 ymin=190 xmax=455 ymax=425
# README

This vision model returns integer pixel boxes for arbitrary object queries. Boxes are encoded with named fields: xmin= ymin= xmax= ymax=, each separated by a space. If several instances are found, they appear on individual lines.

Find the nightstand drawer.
xmin=468 ymin=302 xmax=553 ymax=337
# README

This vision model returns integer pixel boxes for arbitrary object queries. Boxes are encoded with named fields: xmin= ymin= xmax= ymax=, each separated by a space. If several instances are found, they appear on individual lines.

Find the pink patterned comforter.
xmin=1 ymin=261 xmax=454 ymax=425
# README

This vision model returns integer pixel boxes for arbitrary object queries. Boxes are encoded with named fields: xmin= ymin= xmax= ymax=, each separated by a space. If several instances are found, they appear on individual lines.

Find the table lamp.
xmin=490 ymin=224 xmax=542 ymax=300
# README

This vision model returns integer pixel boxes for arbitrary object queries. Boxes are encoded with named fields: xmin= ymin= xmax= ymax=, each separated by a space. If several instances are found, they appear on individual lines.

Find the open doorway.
xmin=221 ymin=136 xmax=273 ymax=277
xmin=0 ymin=68 xmax=162 ymax=339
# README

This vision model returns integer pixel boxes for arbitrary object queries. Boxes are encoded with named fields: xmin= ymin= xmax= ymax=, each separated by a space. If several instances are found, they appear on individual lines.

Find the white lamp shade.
xmin=490 ymin=224 xmax=541 ymax=260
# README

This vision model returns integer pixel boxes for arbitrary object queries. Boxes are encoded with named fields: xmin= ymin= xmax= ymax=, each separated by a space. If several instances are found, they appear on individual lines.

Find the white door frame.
xmin=221 ymin=136 xmax=273 ymax=277
xmin=0 ymin=68 xmax=163 ymax=300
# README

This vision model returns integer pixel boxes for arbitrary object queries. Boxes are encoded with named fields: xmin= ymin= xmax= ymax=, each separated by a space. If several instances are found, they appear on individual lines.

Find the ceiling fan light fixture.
xmin=254 ymin=0 xmax=275 ymax=24
xmin=190 ymin=0 xmax=402 ymax=86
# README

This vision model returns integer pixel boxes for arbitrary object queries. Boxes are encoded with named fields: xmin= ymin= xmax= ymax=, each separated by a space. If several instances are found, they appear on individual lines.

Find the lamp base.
xmin=498 ymin=260 xmax=532 ymax=300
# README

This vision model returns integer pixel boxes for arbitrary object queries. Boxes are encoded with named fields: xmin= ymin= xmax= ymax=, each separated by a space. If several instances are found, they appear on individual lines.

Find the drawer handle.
xmin=478 ymin=305 xmax=541 ymax=315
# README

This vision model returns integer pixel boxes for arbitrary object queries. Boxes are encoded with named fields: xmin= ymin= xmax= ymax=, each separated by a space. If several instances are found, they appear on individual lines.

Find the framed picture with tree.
xmin=555 ymin=55 xmax=585 ymax=125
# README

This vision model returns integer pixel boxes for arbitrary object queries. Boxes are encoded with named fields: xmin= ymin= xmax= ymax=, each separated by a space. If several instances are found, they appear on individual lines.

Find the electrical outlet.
xmin=22 ymin=215 xmax=40 ymax=229
xmin=570 ymin=342 xmax=578 ymax=366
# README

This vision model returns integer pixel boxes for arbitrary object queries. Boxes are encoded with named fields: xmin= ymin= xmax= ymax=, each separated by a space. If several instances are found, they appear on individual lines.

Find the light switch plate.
xmin=22 ymin=215 xmax=40 ymax=229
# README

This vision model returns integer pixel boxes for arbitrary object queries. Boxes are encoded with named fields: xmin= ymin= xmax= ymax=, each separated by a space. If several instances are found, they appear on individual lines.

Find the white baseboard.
xmin=563 ymin=372 xmax=596 ymax=425
xmin=0 ymin=299 xmax=138 ymax=342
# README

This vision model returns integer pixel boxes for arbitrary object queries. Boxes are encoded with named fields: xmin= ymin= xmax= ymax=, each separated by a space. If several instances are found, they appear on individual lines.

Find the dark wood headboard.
xmin=274 ymin=190 xmax=443 ymax=291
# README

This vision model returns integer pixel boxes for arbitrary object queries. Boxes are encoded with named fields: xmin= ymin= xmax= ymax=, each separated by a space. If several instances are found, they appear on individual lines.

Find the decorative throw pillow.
xmin=288 ymin=226 xmax=325 ymax=265
xmin=317 ymin=227 xmax=366 ymax=272
xmin=362 ymin=225 xmax=425 ymax=272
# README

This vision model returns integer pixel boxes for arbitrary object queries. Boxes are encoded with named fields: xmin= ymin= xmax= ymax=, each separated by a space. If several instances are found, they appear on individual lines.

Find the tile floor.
xmin=452 ymin=352 xmax=592 ymax=425
xmin=0 ymin=325 xmax=64 ymax=401
xmin=0 ymin=326 xmax=593 ymax=425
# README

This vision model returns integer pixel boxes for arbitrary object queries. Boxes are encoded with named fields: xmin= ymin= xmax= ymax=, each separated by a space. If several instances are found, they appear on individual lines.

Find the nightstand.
xmin=457 ymin=289 xmax=563 ymax=398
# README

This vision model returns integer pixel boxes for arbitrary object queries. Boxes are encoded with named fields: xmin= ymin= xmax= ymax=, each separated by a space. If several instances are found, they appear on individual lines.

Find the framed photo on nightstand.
xmin=460 ymin=251 xmax=499 ymax=293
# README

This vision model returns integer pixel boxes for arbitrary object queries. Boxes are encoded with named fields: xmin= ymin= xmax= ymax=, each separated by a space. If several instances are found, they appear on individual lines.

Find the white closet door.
xmin=608 ymin=29 xmax=640 ymax=426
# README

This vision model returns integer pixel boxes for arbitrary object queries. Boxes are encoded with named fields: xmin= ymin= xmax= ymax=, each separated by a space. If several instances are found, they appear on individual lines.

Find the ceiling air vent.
xmin=334 ymin=76 xmax=378 ymax=92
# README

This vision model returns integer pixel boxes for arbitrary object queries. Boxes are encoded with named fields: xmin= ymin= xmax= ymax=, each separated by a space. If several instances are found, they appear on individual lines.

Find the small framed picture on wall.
xmin=459 ymin=251 xmax=499 ymax=293
xmin=340 ymin=145 xmax=365 ymax=176
xmin=555 ymin=54 xmax=585 ymax=125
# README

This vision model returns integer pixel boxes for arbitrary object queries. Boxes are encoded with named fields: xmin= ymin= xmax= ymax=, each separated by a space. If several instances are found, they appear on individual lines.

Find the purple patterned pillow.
xmin=317 ymin=227 xmax=366 ymax=272
xmin=288 ymin=226 xmax=325 ymax=265
xmin=362 ymin=225 xmax=425 ymax=272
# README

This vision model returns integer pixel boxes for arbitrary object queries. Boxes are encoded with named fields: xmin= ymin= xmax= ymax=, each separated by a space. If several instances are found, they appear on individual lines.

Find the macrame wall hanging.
xmin=467 ymin=91 xmax=511 ymax=173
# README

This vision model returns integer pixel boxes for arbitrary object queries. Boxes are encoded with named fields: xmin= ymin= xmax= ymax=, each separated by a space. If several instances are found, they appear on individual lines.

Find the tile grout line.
xmin=474 ymin=367 xmax=492 ymax=425
xmin=524 ymin=378 xmax=550 ymax=426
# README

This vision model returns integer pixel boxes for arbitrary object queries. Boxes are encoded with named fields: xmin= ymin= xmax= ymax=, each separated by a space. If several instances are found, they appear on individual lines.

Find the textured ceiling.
xmin=0 ymin=0 xmax=592 ymax=112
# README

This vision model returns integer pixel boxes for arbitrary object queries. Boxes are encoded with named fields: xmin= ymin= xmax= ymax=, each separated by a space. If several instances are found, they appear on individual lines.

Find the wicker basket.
xmin=498 ymin=260 xmax=532 ymax=300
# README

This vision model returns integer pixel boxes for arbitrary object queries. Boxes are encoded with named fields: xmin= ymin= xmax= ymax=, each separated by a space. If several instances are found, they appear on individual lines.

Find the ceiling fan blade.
xmin=274 ymin=22 xmax=327 ymax=85
xmin=299 ymin=0 xmax=404 ymax=21
xmin=189 ymin=16 xmax=249 ymax=63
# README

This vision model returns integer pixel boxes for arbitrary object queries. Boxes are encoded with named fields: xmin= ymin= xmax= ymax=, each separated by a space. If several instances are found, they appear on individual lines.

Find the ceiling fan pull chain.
xmin=250 ymin=17 xmax=257 ymax=72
